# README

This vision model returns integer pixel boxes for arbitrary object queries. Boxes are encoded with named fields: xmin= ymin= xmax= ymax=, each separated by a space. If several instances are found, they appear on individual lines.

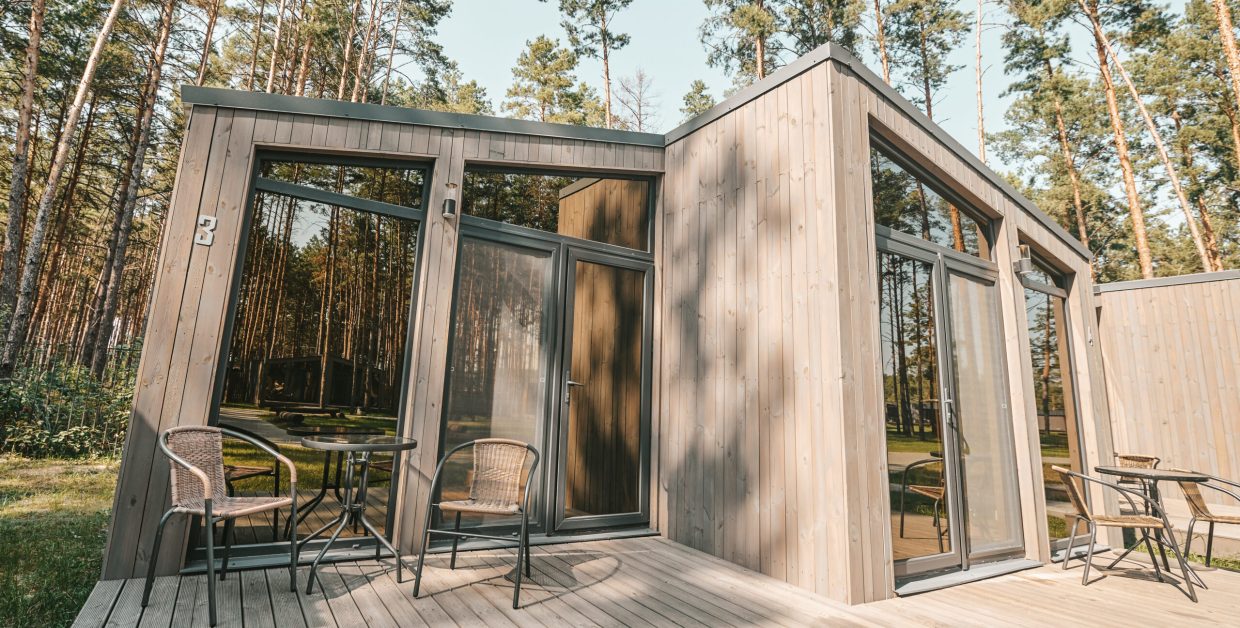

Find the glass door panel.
xmin=440 ymin=236 xmax=556 ymax=528
xmin=879 ymin=252 xmax=956 ymax=566
xmin=946 ymin=272 xmax=1024 ymax=559
xmin=1024 ymin=286 xmax=1082 ymax=546
xmin=557 ymin=253 xmax=648 ymax=529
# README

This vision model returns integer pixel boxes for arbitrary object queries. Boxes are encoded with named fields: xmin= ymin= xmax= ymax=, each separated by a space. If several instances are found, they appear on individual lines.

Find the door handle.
xmin=566 ymin=380 xmax=584 ymax=387
xmin=564 ymin=378 xmax=584 ymax=405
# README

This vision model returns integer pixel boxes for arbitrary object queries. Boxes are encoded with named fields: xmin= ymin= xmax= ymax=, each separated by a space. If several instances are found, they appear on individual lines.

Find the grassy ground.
xmin=0 ymin=456 xmax=118 ymax=628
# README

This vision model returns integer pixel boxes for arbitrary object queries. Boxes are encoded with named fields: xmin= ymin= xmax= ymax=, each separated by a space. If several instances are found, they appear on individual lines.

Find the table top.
xmin=285 ymin=424 xmax=384 ymax=437
xmin=301 ymin=434 xmax=418 ymax=452
xmin=1094 ymin=466 xmax=1210 ymax=482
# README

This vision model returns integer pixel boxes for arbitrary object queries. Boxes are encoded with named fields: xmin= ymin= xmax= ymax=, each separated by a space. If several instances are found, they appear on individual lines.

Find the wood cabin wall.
xmin=558 ymin=178 xmax=650 ymax=251
xmin=101 ymin=101 xmax=664 ymax=580
xmin=658 ymin=56 xmax=1105 ymax=605
xmin=1098 ymin=273 xmax=1240 ymax=509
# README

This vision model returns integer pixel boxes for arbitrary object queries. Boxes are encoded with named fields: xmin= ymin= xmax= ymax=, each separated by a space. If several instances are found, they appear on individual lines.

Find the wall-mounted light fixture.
xmin=442 ymin=182 xmax=459 ymax=219
xmin=1013 ymin=244 xmax=1034 ymax=276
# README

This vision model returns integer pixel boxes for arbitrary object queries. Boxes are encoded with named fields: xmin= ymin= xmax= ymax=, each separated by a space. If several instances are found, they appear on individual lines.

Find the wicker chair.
xmin=219 ymin=423 xmax=283 ymax=537
xmin=1053 ymin=465 xmax=1197 ymax=602
xmin=898 ymin=458 xmax=949 ymax=553
xmin=413 ymin=439 xmax=540 ymax=609
xmin=1174 ymin=472 xmax=1240 ymax=567
xmin=141 ymin=426 xmax=298 ymax=626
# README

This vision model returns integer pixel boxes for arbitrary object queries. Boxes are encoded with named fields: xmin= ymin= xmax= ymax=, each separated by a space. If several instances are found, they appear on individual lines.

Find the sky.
xmin=437 ymin=0 xmax=1016 ymax=166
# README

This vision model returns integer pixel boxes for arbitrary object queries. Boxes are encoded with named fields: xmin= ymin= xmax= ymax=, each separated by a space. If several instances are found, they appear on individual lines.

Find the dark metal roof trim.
xmin=180 ymin=85 xmax=666 ymax=147
xmin=1095 ymin=270 xmax=1240 ymax=294
xmin=664 ymin=43 xmax=1092 ymax=262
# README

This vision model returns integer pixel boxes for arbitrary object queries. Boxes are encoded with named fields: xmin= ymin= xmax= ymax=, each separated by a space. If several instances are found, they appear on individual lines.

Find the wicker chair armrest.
xmin=220 ymin=427 xmax=297 ymax=485
xmin=158 ymin=433 xmax=214 ymax=501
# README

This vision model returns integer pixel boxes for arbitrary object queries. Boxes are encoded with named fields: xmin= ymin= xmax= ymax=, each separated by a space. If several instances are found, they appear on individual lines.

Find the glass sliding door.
xmin=946 ymin=272 xmax=1024 ymax=560
xmin=439 ymin=234 xmax=558 ymax=530
xmin=880 ymin=251 xmax=957 ymax=569
xmin=1021 ymin=262 xmax=1082 ymax=550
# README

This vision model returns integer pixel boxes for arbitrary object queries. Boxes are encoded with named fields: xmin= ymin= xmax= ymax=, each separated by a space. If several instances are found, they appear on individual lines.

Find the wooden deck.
xmin=73 ymin=536 xmax=1240 ymax=627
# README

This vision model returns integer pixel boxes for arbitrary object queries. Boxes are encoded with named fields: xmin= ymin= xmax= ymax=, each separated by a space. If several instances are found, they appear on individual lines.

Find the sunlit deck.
xmin=73 ymin=536 xmax=1239 ymax=627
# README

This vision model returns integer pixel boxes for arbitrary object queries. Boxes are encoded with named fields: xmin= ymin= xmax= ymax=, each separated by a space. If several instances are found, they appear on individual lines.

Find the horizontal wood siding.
xmin=103 ymin=105 xmax=663 ymax=580
xmin=1098 ymin=275 xmax=1240 ymax=505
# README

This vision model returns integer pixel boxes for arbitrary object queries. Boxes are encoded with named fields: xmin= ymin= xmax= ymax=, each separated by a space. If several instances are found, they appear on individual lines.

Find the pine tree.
xmin=551 ymin=0 xmax=634 ymax=129
xmin=681 ymin=79 xmax=718 ymax=121
xmin=701 ymin=0 xmax=778 ymax=82
xmin=503 ymin=36 xmax=605 ymax=125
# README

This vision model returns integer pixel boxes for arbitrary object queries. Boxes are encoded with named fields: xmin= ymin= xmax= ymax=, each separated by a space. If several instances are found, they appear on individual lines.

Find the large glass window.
xmin=462 ymin=170 xmax=650 ymax=251
xmin=212 ymin=160 xmax=423 ymax=551
xmin=870 ymin=142 xmax=990 ymax=258
xmin=1022 ymin=260 xmax=1081 ymax=546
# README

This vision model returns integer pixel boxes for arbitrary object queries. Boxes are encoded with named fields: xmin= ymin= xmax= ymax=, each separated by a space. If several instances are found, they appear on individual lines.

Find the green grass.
xmin=0 ymin=456 xmax=119 ymax=628
xmin=884 ymin=429 xmax=944 ymax=454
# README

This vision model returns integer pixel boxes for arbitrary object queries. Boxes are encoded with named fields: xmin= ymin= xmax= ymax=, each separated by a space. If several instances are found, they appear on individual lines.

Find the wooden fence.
xmin=1097 ymin=271 xmax=1240 ymax=504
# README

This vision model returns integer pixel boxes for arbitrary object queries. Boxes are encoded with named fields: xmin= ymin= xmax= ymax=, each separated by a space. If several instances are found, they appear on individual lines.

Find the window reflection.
xmin=871 ymin=144 xmax=989 ymax=258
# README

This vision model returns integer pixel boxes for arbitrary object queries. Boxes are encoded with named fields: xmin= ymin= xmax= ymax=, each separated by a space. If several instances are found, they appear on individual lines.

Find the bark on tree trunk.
xmin=2 ymin=0 xmax=127 ymax=376
xmin=975 ymin=0 xmax=986 ymax=163
xmin=196 ymin=0 xmax=220 ymax=85
xmin=1 ymin=0 xmax=46 ymax=338
xmin=379 ymin=0 xmax=403 ymax=105
xmin=873 ymin=0 xmax=892 ymax=84
xmin=247 ymin=0 xmax=268 ymax=90
xmin=1080 ymin=0 xmax=1212 ymax=273
xmin=1045 ymin=59 xmax=1091 ymax=254
xmin=1084 ymin=0 xmax=1153 ymax=278
xmin=265 ymin=0 xmax=289 ymax=93
xmin=91 ymin=0 xmax=176 ymax=376
xmin=1214 ymin=0 xmax=1240 ymax=128
xmin=350 ymin=0 xmax=381 ymax=102
xmin=602 ymin=11 xmax=612 ymax=128
xmin=337 ymin=0 xmax=363 ymax=100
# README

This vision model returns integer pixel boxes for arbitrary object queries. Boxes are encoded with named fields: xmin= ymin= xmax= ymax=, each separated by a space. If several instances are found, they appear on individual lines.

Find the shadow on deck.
xmin=72 ymin=536 xmax=1240 ymax=627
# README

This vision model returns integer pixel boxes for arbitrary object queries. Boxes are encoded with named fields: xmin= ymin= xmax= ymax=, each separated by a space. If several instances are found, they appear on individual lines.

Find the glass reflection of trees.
xmin=223 ymin=165 xmax=423 ymax=418
xmin=261 ymin=160 xmax=425 ymax=209
xmin=879 ymin=254 xmax=941 ymax=442
xmin=871 ymin=146 xmax=987 ymax=258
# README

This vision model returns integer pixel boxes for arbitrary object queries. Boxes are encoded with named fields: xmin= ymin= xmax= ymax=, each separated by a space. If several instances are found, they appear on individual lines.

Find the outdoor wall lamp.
xmin=442 ymin=182 xmax=459 ymax=219
xmin=1013 ymin=244 xmax=1034 ymax=277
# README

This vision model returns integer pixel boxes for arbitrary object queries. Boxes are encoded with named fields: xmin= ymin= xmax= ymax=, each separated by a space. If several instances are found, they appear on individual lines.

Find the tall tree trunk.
xmin=1171 ymin=111 xmax=1224 ymax=270
xmin=337 ymin=0 xmax=363 ymax=100
xmin=295 ymin=8 xmax=316 ymax=97
xmin=2 ymin=0 xmax=127 ymax=377
xmin=1084 ymin=0 xmax=1153 ymax=278
xmin=379 ymin=0 xmax=403 ymax=105
xmin=351 ymin=0 xmax=381 ymax=102
xmin=1081 ymin=0 xmax=1212 ymax=272
xmin=1045 ymin=60 xmax=1091 ymax=253
xmin=602 ymin=10 xmax=613 ymax=128
xmin=1214 ymin=0 xmax=1240 ymax=128
xmin=265 ymin=0 xmax=288 ymax=93
xmin=196 ymin=0 xmax=220 ymax=85
xmin=873 ymin=0 xmax=892 ymax=84
xmin=92 ymin=0 xmax=176 ymax=376
xmin=246 ymin=0 xmax=267 ymax=90
xmin=2 ymin=0 xmax=46 ymax=337
xmin=975 ymin=0 xmax=987 ymax=163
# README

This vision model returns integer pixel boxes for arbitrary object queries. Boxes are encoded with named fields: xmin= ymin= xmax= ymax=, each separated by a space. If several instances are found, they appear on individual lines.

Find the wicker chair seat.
xmin=224 ymin=464 xmax=273 ymax=482
xmin=1091 ymin=514 xmax=1164 ymax=528
xmin=1195 ymin=512 xmax=1240 ymax=525
xmin=438 ymin=498 xmax=520 ymax=515
xmin=909 ymin=485 xmax=945 ymax=500
xmin=176 ymin=495 xmax=293 ymax=519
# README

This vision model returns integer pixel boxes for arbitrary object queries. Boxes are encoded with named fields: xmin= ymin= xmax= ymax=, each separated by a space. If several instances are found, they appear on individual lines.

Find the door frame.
xmin=878 ymin=226 xmax=1024 ymax=579
xmin=551 ymin=245 xmax=655 ymax=533
xmin=440 ymin=215 xmax=655 ymax=538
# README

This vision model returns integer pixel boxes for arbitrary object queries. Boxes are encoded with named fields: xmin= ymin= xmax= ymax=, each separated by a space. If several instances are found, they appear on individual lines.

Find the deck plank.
xmin=74 ymin=538 xmax=1240 ymax=627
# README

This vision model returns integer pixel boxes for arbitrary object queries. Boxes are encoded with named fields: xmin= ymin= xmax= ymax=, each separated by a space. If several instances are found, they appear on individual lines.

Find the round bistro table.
xmin=299 ymin=433 xmax=417 ymax=594
xmin=1094 ymin=465 xmax=1208 ymax=585
xmin=282 ymin=425 xmax=384 ymax=537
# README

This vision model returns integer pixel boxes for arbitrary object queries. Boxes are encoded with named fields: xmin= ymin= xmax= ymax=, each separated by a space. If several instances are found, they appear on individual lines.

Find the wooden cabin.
xmin=101 ymin=43 xmax=1116 ymax=605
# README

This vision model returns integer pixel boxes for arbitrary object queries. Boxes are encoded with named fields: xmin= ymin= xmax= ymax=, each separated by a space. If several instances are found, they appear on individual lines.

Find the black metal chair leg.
xmin=1141 ymin=529 xmax=1164 ymax=582
xmin=205 ymin=503 xmax=218 ymax=627
xmin=524 ymin=520 xmax=531 ymax=578
xmin=898 ymin=486 xmax=907 ymax=537
xmin=289 ymin=498 xmax=298 ymax=592
xmin=449 ymin=512 xmax=462 ymax=570
xmin=513 ymin=512 xmax=528 ymax=609
xmin=933 ymin=499 xmax=944 ymax=554
xmin=1184 ymin=518 xmax=1197 ymax=560
xmin=1164 ymin=530 xmax=1198 ymax=602
xmin=412 ymin=504 xmax=435 ymax=597
xmin=1206 ymin=521 xmax=1216 ymax=567
xmin=141 ymin=510 xmax=177 ymax=608
xmin=219 ymin=519 xmax=235 ymax=580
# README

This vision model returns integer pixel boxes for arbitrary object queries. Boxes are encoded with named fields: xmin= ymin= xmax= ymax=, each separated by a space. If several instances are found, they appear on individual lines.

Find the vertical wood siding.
xmin=1098 ymin=274 xmax=1240 ymax=506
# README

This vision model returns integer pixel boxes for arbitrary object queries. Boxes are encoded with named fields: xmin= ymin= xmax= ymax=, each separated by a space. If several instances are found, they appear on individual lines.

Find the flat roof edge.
xmin=665 ymin=43 xmax=1092 ymax=262
xmin=1095 ymin=270 xmax=1240 ymax=294
xmin=179 ymin=85 xmax=666 ymax=148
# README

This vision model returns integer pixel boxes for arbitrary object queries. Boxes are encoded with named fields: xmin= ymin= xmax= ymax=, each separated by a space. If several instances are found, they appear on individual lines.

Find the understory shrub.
xmin=0 ymin=362 xmax=134 ymax=458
